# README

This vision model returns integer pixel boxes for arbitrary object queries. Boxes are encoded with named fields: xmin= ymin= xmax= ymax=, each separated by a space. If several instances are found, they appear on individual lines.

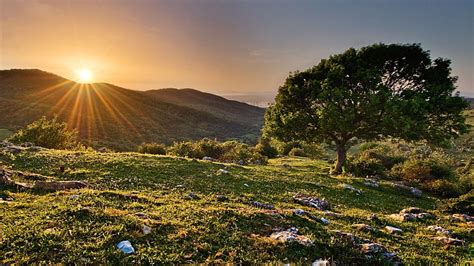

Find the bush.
xmin=167 ymin=139 xmax=267 ymax=164
xmin=348 ymin=143 xmax=406 ymax=176
xmin=439 ymin=191 xmax=474 ymax=215
xmin=422 ymin=179 xmax=462 ymax=198
xmin=255 ymin=138 xmax=278 ymax=158
xmin=8 ymin=116 xmax=81 ymax=150
xmin=137 ymin=142 xmax=167 ymax=155
xmin=289 ymin=147 xmax=306 ymax=157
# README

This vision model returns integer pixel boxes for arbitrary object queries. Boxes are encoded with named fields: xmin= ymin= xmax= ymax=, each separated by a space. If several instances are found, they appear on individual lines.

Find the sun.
xmin=76 ymin=68 xmax=93 ymax=83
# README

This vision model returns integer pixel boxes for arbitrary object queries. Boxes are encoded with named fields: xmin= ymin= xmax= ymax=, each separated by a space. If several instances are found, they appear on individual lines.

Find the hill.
xmin=0 ymin=69 xmax=265 ymax=150
xmin=0 ymin=148 xmax=471 ymax=264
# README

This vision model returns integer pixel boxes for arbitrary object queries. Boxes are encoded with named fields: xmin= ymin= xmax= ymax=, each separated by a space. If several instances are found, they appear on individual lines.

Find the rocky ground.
xmin=0 ymin=144 xmax=472 ymax=264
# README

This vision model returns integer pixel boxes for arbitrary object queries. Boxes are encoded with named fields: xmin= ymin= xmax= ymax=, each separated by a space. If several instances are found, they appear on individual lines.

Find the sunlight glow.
xmin=76 ymin=68 xmax=93 ymax=83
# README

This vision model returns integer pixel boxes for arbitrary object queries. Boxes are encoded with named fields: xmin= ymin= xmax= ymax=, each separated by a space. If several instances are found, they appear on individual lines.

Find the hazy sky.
xmin=1 ymin=0 xmax=473 ymax=97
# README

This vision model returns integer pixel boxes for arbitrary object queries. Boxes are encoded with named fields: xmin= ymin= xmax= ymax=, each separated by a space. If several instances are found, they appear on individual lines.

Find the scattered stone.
xmin=69 ymin=195 xmax=79 ymax=200
xmin=249 ymin=201 xmax=275 ymax=210
xmin=340 ymin=183 xmax=362 ymax=194
xmin=175 ymin=184 xmax=185 ymax=189
xmin=237 ymin=160 xmax=246 ymax=165
xmin=202 ymin=156 xmax=215 ymax=161
xmin=142 ymin=225 xmax=152 ymax=235
xmin=5 ymin=197 xmax=13 ymax=201
xmin=293 ymin=209 xmax=306 ymax=216
xmin=243 ymin=183 xmax=249 ymax=187
xmin=216 ymin=195 xmax=229 ymax=202
xmin=312 ymin=259 xmax=330 ymax=266
xmin=391 ymin=183 xmax=422 ymax=197
xmin=360 ymin=243 xmax=400 ymax=264
xmin=385 ymin=226 xmax=403 ymax=234
xmin=324 ymin=211 xmax=343 ymax=218
xmin=293 ymin=193 xmax=330 ymax=211
xmin=352 ymin=223 xmax=375 ymax=233
xmin=363 ymin=178 xmax=379 ymax=188
xmin=390 ymin=207 xmax=434 ymax=222
xmin=135 ymin=212 xmax=149 ymax=219
xmin=320 ymin=217 xmax=330 ymax=225
xmin=331 ymin=230 xmax=361 ymax=244
xmin=369 ymin=213 xmax=378 ymax=221
xmin=217 ymin=169 xmax=229 ymax=175
xmin=449 ymin=213 xmax=474 ymax=222
xmin=433 ymin=236 xmax=464 ymax=246
xmin=188 ymin=192 xmax=200 ymax=200
xmin=270 ymin=227 xmax=313 ymax=246
xmin=116 ymin=240 xmax=135 ymax=254
xmin=427 ymin=225 xmax=452 ymax=236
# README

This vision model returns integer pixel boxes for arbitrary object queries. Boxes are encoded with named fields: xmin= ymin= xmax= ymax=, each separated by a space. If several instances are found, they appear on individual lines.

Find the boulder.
xmin=293 ymin=193 xmax=331 ymax=211
xmin=340 ymin=183 xmax=362 ymax=194
xmin=433 ymin=236 xmax=464 ymax=246
xmin=449 ymin=213 xmax=474 ymax=222
xmin=270 ymin=227 xmax=313 ymax=246
xmin=426 ymin=225 xmax=452 ymax=236
xmin=249 ymin=201 xmax=275 ymax=210
xmin=352 ymin=223 xmax=375 ymax=233
xmin=385 ymin=226 xmax=403 ymax=234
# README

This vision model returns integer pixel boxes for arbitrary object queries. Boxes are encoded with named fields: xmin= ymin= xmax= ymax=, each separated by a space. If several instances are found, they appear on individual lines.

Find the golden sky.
xmin=1 ymin=0 xmax=473 ymax=98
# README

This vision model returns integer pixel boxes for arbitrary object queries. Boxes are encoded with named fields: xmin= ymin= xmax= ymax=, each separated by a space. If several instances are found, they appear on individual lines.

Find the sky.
xmin=1 ymin=0 xmax=473 ymax=102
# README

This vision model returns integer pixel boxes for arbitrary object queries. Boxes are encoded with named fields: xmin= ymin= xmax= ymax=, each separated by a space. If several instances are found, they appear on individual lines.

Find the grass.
xmin=0 ymin=129 xmax=12 ymax=140
xmin=0 ymin=149 xmax=472 ymax=264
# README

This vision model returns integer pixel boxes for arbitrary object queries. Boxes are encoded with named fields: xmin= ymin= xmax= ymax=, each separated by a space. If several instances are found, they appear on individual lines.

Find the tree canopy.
xmin=263 ymin=43 xmax=469 ymax=174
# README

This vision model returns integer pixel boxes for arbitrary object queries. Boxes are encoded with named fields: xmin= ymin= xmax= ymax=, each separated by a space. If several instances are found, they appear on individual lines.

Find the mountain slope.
xmin=0 ymin=69 xmax=264 ymax=150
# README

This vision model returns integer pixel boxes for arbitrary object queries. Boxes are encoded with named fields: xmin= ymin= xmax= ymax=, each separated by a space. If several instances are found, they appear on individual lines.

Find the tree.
xmin=263 ymin=43 xmax=469 ymax=174
xmin=9 ymin=116 xmax=81 ymax=150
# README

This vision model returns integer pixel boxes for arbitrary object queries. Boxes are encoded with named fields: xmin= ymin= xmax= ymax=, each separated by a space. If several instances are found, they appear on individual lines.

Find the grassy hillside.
xmin=0 ymin=69 xmax=264 ymax=150
xmin=0 ymin=149 xmax=471 ymax=264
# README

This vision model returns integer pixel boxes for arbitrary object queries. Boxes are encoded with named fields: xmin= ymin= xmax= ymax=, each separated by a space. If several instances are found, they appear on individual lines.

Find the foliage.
xmin=137 ymin=142 xmax=167 ymax=155
xmin=8 ymin=116 xmax=81 ymax=150
xmin=348 ymin=142 xmax=406 ymax=176
xmin=255 ymin=138 xmax=278 ymax=158
xmin=439 ymin=190 xmax=474 ymax=215
xmin=263 ymin=43 xmax=469 ymax=173
xmin=167 ymin=138 xmax=267 ymax=164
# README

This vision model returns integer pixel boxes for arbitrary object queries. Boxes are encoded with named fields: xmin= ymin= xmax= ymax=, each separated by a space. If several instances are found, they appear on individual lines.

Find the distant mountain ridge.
xmin=0 ymin=69 xmax=265 ymax=150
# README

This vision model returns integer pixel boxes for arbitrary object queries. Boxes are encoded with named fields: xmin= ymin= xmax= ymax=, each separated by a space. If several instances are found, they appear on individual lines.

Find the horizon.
xmin=1 ymin=0 xmax=473 ymax=97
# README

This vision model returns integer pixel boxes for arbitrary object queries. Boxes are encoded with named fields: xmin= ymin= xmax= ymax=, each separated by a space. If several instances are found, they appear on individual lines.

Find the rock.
xmin=427 ymin=225 xmax=452 ymax=236
xmin=243 ymin=183 xmax=249 ymax=187
xmin=293 ymin=193 xmax=330 ymax=211
xmin=237 ymin=160 xmax=246 ymax=165
xmin=217 ymin=169 xmax=229 ymax=175
xmin=320 ymin=218 xmax=330 ymax=225
xmin=324 ymin=211 xmax=343 ymax=218
xmin=175 ymin=184 xmax=185 ymax=189
xmin=33 ymin=180 xmax=88 ymax=191
xmin=391 ymin=183 xmax=422 ymax=197
xmin=363 ymin=178 xmax=379 ymax=188
xmin=135 ymin=212 xmax=148 ymax=219
xmin=352 ymin=223 xmax=375 ymax=233
xmin=270 ymin=227 xmax=313 ymax=246
xmin=293 ymin=209 xmax=306 ymax=216
xmin=188 ymin=192 xmax=200 ymax=200
xmin=68 ymin=195 xmax=79 ymax=200
xmin=142 ymin=225 xmax=152 ymax=235
xmin=433 ymin=236 xmax=464 ymax=246
xmin=449 ymin=213 xmax=474 ymax=222
xmin=202 ymin=156 xmax=215 ymax=161
xmin=216 ymin=195 xmax=229 ymax=202
xmin=369 ymin=213 xmax=378 ymax=221
xmin=340 ymin=183 xmax=362 ymax=194
xmin=116 ymin=240 xmax=135 ymax=254
xmin=385 ymin=226 xmax=403 ymax=234
xmin=312 ymin=259 xmax=330 ymax=266
xmin=360 ymin=243 xmax=401 ymax=264
xmin=249 ymin=201 xmax=275 ymax=210
xmin=390 ymin=207 xmax=434 ymax=222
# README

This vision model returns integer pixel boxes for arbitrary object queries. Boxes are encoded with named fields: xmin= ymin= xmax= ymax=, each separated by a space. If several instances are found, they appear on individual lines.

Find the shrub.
xmin=137 ymin=142 xmax=166 ymax=155
xmin=167 ymin=141 xmax=204 ymax=158
xmin=255 ymin=138 xmax=278 ymax=158
xmin=422 ymin=179 xmax=462 ymax=198
xmin=439 ymin=191 xmax=474 ymax=215
xmin=289 ymin=147 xmax=306 ymax=157
xmin=8 ymin=116 xmax=81 ymax=150
xmin=348 ymin=143 xmax=406 ymax=176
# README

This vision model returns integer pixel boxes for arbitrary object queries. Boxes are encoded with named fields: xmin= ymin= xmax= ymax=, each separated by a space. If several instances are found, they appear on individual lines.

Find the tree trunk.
xmin=332 ymin=146 xmax=347 ymax=175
